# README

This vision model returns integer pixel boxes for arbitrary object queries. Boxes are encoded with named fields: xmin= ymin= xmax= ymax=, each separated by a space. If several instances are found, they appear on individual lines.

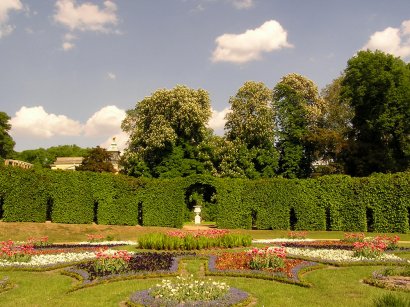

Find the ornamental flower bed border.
xmin=283 ymin=247 xmax=410 ymax=267
xmin=128 ymin=286 xmax=250 ymax=307
xmin=363 ymin=268 xmax=410 ymax=293
xmin=63 ymin=253 xmax=197 ymax=289
xmin=206 ymin=255 xmax=318 ymax=286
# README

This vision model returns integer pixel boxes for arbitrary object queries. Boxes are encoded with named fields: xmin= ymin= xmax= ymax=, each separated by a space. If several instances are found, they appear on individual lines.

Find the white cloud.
xmin=228 ymin=0 xmax=254 ymax=9
xmin=54 ymin=0 xmax=118 ymax=32
xmin=62 ymin=41 xmax=75 ymax=50
xmin=10 ymin=106 xmax=83 ymax=138
xmin=107 ymin=72 xmax=116 ymax=80
xmin=0 ymin=0 xmax=23 ymax=38
xmin=208 ymin=107 xmax=230 ymax=131
xmin=84 ymin=105 xmax=125 ymax=137
xmin=402 ymin=20 xmax=410 ymax=35
xmin=212 ymin=20 xmax=293 ymax=64
xmin=62 ymin=32 xmax=77 ymax=50
xmin=363 ymin=20 xmax=410 ymax=59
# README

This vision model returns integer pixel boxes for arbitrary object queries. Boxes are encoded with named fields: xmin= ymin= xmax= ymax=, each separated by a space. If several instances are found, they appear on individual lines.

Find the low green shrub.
xmin=372 ymin=293 xmax=410 ymax=307
xmin=137 ymin=232 xmax=251 ymax=250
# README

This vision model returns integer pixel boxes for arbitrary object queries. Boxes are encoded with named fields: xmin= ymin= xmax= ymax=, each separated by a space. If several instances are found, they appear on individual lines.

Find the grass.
xmin=1 ymin=221 xmax=410 ymax=243
xmin=0 ymin=222 xmax=409 ymax=306
xmin=1 ymin=263 xmax=410 ymax=306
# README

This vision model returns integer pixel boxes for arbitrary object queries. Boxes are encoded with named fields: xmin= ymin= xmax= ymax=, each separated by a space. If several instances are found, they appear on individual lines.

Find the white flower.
xmin=277 ymin=247 xmax=408 ymax=263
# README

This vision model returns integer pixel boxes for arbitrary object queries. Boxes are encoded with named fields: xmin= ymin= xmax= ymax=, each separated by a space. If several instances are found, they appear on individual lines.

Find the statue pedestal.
xmin=194 ymin=205 xmax=202 ymax=225
xmin=195 ymin=214 xmax=201 ymax=225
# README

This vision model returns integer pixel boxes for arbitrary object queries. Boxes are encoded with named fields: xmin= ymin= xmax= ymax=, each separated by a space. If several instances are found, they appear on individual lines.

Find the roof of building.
xmin=51 ymin=157 xmax=84 ymax=165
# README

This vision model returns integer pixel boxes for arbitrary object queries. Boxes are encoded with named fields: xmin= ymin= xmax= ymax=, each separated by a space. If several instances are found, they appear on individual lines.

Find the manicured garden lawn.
xmin=0 ymin=222 xmax=409 ymax=306
xmin=2 ymin=264 xmax=409 ymax=307
xmin=1 ymin=222 xmax=410 ymax=243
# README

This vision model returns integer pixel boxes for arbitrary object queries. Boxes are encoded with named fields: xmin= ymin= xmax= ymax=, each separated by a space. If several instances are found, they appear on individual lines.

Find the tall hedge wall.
xmin=0 ymin=165 xmax=409 ymax=233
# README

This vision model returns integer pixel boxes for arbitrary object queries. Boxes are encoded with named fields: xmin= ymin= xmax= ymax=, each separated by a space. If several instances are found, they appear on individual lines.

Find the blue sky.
xmin=1 ymin=0 xmax=410 ymax=151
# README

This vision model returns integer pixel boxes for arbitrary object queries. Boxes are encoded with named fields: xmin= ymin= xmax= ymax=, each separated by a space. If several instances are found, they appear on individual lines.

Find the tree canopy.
xmin=273 ymin=73 xmax=321 ymax=178
xmin=223 ymin=81 xmax=278 ymax=178
xmin=15 ymin=145 xmax=90 ymax=168
xmin=76 ymin=146 xmax=115 ymax=173
xmin=121 ymin=85 xmax=212 ymax=178
xmin=341 ymin=50 xmax=410 ymax=176
xmin=0 ymin=112 xmax=15 ymax=159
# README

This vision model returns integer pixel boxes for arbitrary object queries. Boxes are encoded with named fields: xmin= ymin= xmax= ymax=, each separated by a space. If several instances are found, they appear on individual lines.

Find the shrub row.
xmin=0 ymin=165 xmax=409 ymax=232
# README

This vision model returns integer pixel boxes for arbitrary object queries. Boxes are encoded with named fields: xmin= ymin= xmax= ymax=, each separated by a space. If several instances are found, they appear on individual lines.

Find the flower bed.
xmin=284 ymin=247 xmax=409 ymax=264
xmin=207 ymin=248 xmax=318 ymax=285
xmin=0 ymin=251 xmax=97 ymax=268
xmin=64 ymin=252 xmax=201 ymax=288
xmin=33 ymin=241 xmax=137 ymax=249
xmin=364 ymin=266 xmax=410 ymax=292
xmin=138 ymin=231 xmax=251 ymax=250
xmin=277 ymin=240 xmax=354 ymax=250
xmin=75 ymin=251 xmax=177 ymax=281
xmin=128 ymin=275 xmax=249 ymax=307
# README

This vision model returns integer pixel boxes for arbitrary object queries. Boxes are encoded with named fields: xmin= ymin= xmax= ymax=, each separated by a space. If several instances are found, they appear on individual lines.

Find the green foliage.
xmin=342 ymin=50 xmax=410 ymax=176
xmin=122 ymin=85 xmax=212 ymax=178
xmin=309 ymin=76 xmax=353 ymax=175
xmin=137 ymin=233 xmax=251 ymax=250
xmin=225 ymin=81 xmax=276 ymax=150
xmin=0 ymin=112 xmax=15 ymax=159
xmin=15 ymin=145 xmax=90 ymax=168
xmin=0 ymin=164 xmax=409 ymax=233
xmin=273 ymin=74 xmax=321 ymax=178
xmin=0 ymin=167 xmax=48 ymax=222
xmin=76 ymin=146 xmax=115 ymax=173
xmin=372 ymin=293 xmax=410 ymax=307
xmin=140 ymin=178 xmax=185 ymax=228
xmin=48 ymin=171 xmax=94 ymax=224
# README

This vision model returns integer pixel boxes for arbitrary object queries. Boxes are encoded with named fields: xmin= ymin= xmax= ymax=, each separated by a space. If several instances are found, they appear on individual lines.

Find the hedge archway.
xmin=184 ymin=183 xmax=217 ymax=223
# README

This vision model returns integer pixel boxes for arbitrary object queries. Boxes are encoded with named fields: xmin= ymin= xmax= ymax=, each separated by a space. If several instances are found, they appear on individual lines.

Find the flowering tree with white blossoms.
xmin=121 ymin=85 xmax=212 ymax=178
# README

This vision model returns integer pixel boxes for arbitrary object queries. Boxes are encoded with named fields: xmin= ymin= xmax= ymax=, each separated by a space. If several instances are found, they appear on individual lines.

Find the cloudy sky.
xmin=1 ymin=0 xmax=410 ymax=151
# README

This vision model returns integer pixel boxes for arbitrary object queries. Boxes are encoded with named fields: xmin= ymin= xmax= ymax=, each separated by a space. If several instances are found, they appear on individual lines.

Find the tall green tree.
xmin=0 ymin=112 xmax=15 ymax=159
xmin=273 ymin=73 xmax=321 ymax=178
xmin=76 ymin=146 xmax=115 ymax=173
xmin=223 ymin=81 xmax=278 ymax=178
xmin=342 ymin=50 xmax=410 ymax=176
xmin=121 ymin=85 xmax=212 ymax=177
xmin=306 ymin=76 xmax=353 ymax=175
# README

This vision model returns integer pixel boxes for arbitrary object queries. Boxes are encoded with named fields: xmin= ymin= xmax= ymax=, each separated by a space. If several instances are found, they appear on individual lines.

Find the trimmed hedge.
xmin=0 ymin=165 xmax=409 ymax=232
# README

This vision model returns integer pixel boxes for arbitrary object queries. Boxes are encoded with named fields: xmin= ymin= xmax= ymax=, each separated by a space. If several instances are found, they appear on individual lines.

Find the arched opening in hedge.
xmin=0 ymin=196 xmax=3 ymax=220
xmin=93 ymin=201 xmax=98 ymax=224
xmin=251 ymin=208 xmax=258 ymax=229
xmin=46 ymin=198 xmax=53 ymax=222
xmin=366 ymin=207 xmax=375 ymax=232
xmin=407 ymin=206 xmax=410 ymax=231
xmin=138 ymin=202 xmax=143 ymax=226
xmin=289 ymin=208 xmax=297 ymax=230
xmin=184 ymin=183 xmax=217 ymax=223
xmin=325 ymin=207 xmax=331 ymax=231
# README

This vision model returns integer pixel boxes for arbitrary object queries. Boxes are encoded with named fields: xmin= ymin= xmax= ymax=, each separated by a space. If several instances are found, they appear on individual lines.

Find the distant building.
xmin=107 ymin=137 xmax=121 ymax=172
xmin=50 ymin=137 xmax=121 ymax=172
xmin=50 ymin=157 xmax=84 ymax=170
xmin=4 ymin=159 xmax=33 ymax=169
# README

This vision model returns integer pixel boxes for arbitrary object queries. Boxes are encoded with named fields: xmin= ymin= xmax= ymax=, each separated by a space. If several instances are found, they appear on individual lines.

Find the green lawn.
xmin=1 ymin=261 xmax=409 ymax=307
xmin=0 ymin=222 xmax=409 ymax=306
xmin=1 ymin=221 xmax=410 ymax=242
